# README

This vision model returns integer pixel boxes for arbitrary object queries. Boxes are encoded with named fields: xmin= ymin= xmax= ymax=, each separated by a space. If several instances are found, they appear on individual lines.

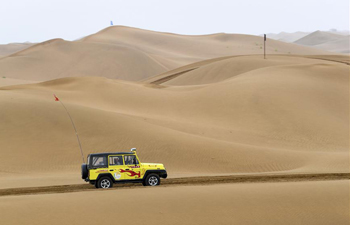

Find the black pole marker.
xmin=264 ymin=34 xmax=266 ymax=59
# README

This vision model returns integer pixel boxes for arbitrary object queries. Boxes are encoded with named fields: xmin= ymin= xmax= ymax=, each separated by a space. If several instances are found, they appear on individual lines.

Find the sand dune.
xmin=144 ymin=55 xmax=347 ymax=85
xmin=267 ymin=30 xmax=349 ymax=43
xmin=266 ymin=31 xmax=310 ymax=43
xmin=82 ymin=26 xmax=328 ymax=67
xmin=0 ymin=77 xmax=36 ymax=87
xmin=0 ymin=42 xmax=34 ymax=57
xmin=295 ymin=31 xmax=345 ymax=46
xmin=0 ymin=55 xmax=348 ymax=180
xmin=312 ymin=36 xmax=350 ymax=54
xmin=0 ymin=26 xmax=330 ymax=82
xmin=0 ymin=17 xmax=348 ymax=225
xmin=294 ymin=31 xmax=349 ymax=53
xmin=0 ymin=38 xmax=167 ymax=81
xmin=0 ymin=181 xmax=348 ymax=225
xmin=0 ymin=27 xmax=348 ymax=195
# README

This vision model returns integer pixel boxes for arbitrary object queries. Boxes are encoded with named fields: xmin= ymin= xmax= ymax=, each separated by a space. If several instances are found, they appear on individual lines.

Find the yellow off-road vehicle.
xmin=81 ymin=148 xmax=167 ymax=188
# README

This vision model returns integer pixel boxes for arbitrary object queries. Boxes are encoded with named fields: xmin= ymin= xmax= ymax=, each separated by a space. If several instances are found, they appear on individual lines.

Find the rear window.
xmin=91 ymin=156 xmax=107 ymax=167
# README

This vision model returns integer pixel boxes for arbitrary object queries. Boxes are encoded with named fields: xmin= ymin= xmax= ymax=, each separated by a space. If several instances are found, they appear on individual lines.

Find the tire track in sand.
xmin=0 ymin=173 xmax=349 ymax=197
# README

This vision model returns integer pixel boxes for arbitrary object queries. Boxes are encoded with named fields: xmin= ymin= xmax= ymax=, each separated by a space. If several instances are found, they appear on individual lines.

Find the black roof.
xmin=88 ymin=152 xmax=135 ymax=157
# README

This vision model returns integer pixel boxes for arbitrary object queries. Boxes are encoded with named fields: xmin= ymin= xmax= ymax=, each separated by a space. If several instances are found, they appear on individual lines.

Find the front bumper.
xmin=160 ymin=171 xmax=167 ymax=179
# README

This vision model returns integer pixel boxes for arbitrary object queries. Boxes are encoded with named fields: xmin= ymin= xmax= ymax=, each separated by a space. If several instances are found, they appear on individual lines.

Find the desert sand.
xmin=266 ymin=30 xmax=349 ymax=54
xmin=313 ymin=36 xmax=350 ymax=54
xmin=0 ymin=54 xmax=348 ymax=178
xmin=0 ymin=181 xmax=348 ymax=225
xmin=0 ymin=42 xmax=34 ymax=58
xmin=0 ymin=77 xmax=36 ymax=87
xmin=294 ymin=31 xmax=349 ymax=53
xmin=0 ymin=26 xmax=348 ymax=224
xmin=0 ymin=26 xmax=331 ymax=82
xmin=295 ymin=31 xmax=346 ymax=46
xmin=266 ymin=31 xmax=310 ymax=43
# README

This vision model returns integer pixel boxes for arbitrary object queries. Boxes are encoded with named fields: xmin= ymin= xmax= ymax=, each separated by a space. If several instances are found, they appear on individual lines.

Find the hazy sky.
xmin=0 ymin=0 xmax=349 ymax=44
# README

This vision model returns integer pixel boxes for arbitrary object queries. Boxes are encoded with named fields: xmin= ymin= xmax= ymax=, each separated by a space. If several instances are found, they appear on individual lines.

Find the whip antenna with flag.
xmin=54 ymin=94 xmax=85 ymax=163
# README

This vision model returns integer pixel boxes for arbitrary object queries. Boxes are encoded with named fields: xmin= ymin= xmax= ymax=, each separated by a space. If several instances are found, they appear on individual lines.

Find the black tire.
xmin=81 ymin=164 xmax=88 ymax=179
xmin=144 ymin=174 xmax=160 ymax=186
xmin=97 ymin=177 xmax=113 ymax=189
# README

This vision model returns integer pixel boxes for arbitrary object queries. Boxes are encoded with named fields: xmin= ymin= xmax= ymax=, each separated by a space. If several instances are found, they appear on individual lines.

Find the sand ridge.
xmin=0 ymin=26 xmax=331 ymax=82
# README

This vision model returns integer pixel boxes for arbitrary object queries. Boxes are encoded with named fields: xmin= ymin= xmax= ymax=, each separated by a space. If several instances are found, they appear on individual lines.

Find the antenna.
xmin=54 ymin=94 xmax=85 ymax=163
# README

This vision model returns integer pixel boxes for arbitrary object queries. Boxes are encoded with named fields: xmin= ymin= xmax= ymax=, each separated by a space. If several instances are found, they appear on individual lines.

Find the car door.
xmin=122 ymin=155 xmax=142 ymax=180
xmin=108 ymin=155 xmax=126 ymax=181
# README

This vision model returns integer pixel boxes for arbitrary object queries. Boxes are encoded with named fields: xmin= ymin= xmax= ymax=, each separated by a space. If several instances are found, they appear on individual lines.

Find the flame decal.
xmin=119 ymin=169 xmax=141 ymax=178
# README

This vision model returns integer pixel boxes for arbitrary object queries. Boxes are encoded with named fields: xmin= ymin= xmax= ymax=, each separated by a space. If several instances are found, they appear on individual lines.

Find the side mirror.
xmin=131 ymin=148 xmax=136 ymax=153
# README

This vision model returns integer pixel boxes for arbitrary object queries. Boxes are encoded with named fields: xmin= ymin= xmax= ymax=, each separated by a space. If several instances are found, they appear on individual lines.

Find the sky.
xmin=0 ymin=0 xmax=349 ymax=44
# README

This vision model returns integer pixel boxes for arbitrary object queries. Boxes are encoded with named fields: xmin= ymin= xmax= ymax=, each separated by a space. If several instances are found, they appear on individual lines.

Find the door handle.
xmin=125 ymin=169 xmax=130 ymax=171
xmin=109 ymin=170 xmax=114 ymax=172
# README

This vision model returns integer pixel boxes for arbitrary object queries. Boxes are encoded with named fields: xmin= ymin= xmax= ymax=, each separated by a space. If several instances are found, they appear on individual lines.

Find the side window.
xmin=109 ymin=156 xmax=123 ymax=166
xmin=91 ymin=156 xmax=107 ymax=167
xmin=124 ymin=155 xmax=139 ymax=165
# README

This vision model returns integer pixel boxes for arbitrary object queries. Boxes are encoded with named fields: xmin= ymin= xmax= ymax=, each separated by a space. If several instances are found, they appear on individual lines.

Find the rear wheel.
xmin=97 ymin=177 xmax=113 ymax=189
xmin=145 ymin=174 xmax=160 ymax=186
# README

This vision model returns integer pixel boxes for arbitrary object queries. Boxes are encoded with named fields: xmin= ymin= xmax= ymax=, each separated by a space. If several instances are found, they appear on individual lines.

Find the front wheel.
xmin=144 ymin=174 xmax=160 ymax=186
xmin=97 ymin=177 xmax=113 ymax=189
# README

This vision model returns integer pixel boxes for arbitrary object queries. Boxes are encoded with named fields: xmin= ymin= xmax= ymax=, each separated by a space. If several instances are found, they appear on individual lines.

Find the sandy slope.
xmin=0 ymin=42 xmax=34 ymax=57
xmin=144 ymin=55 xmax=347 ymax=85
xmin=295 ymin=31 xmax=346 ymax=46
xmin=82 ymin=26 xmax=328 ymax=67
xmin=0 ymin=180 xmax=348 ymax=225
xmin=0 ymin=26 xmax=330 ymax=82
xmin=266 ymin=31 xmax=310 ymax=43
xmin=0 ymin=38 xmax=167 ymax=81
xmin=294 ymin=31 xmax=349 ymax=53
xmin=0 ymin=55 xmax=348 ymax=181
xmin=0 ymin=77 xmax=37 ymax=87
xmin=0 ymin=26 xmax=348 ymax=225
xmin=313 ymin=36 xmax=350 ymax=54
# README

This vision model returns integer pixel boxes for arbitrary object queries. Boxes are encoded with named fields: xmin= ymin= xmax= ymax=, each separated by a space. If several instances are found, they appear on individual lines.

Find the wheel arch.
xmin=143 ymin=170 xmax=167 ymax=180
xmin=97 ymin=173 xmax=115 ymax=182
